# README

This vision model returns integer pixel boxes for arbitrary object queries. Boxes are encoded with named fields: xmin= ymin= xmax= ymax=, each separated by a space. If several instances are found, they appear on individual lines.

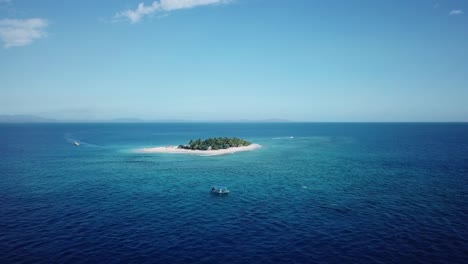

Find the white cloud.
xmin=116 ymin=0 xmax=231 ymax=24
xmin=449 ymin=9 xmax=463 ymax=15
xmin=0 ymin=18 xmax=48 ymax=48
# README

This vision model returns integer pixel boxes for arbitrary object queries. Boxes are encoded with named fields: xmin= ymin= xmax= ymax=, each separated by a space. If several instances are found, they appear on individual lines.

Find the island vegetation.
xmin=178 ymin=137 xmax=252 ymax=151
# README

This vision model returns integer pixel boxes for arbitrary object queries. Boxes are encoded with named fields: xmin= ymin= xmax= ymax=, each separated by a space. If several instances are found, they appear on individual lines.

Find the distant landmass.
xmin=110 ymin=118 xmax=145 ymax=123
xmin=228 ymin=118 xmax=292 ymax=123
xmin=258 ymin=118 xmax=292 ymax=123
xmin=0 ymin=115 xmax=57 ymax=123
xmin=0 ymin=115 xmax=292 ymax=123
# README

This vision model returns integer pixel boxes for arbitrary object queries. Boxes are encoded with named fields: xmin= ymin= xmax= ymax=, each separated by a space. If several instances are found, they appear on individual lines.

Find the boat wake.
xmin=272 ymin=136 xmax=294 ymax=140
xmin=64 ymin=134 xmax=99 ymax=147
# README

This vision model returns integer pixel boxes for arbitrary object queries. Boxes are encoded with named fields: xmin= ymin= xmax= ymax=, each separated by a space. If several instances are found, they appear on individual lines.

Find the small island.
xmin=178 ymin=137 xmax=252 ymax=150
xmin=137 ymin=137 xmax=260 ymax=156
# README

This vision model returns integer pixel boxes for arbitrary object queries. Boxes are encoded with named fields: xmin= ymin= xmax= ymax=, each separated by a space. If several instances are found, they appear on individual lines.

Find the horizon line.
xmin=1 ymin=121 xmax=468 ymax=124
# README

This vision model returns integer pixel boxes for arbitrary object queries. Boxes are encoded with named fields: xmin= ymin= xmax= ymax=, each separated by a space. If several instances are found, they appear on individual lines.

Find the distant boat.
xmin=74 ymin=141 xmax=80 ymax=146
xmin=211 ymin=186 xmax=230 ymax=194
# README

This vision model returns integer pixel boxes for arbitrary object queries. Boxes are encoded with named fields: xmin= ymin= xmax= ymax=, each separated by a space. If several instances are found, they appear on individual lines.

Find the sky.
xmin=0 ymin=0 xmax=467 ymax=122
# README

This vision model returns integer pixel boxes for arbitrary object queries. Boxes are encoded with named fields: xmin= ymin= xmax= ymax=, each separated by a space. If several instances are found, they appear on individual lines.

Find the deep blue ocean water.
xmin=0 ymin=123 xmax=467 ymax=263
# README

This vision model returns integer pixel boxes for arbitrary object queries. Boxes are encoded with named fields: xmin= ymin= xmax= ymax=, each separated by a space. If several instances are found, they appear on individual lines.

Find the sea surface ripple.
xmin=0 ymin=123 xmax=467 ymax=263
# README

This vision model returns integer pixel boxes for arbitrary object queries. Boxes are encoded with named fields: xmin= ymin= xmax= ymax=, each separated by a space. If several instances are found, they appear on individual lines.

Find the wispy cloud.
xmin=0 ymin=0 xmax=12 ymax=3
xmin=0 ymin=18 xmax=48 ymax=48
xmin=116 ymin=0 xmax=231 ymax=24
xmin=449 ymin=9 xmax=463 ymax=16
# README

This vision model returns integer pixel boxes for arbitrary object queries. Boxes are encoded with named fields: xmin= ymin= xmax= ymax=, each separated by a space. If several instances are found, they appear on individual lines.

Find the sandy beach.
xmin=137 ymin=143 xmax=261 ymax=156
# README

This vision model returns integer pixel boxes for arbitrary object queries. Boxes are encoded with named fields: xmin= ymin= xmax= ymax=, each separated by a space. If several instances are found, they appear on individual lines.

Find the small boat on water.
xmin=211 ymin=186 xmax=230 ymax=194
xmin=74 ymin=141 xmax=80 ymax=146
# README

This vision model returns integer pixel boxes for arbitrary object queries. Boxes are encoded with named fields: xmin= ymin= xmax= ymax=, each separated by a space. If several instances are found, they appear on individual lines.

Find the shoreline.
xmin=137 ymin=143 xmax=261 ymax=156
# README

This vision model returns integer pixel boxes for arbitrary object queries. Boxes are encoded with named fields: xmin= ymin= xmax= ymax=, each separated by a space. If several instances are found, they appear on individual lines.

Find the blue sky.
xmin=0 ymin=0 xmax=467 ymax=121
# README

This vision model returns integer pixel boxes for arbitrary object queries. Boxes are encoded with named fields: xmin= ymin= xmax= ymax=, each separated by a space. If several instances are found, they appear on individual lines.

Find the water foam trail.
xmin=64 ymin=133 xmax=100 ymax=147
xmin=272 ymin=136 xmax=294 ymax=140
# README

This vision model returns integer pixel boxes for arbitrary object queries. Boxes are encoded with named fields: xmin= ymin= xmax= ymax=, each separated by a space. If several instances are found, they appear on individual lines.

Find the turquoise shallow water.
xmin=0 ymin=123 xmax=467 ymax=263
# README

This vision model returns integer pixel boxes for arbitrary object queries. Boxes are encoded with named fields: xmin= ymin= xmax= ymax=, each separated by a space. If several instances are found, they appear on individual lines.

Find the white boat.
xmin=211 ymin=186 xmax=230 ymax=194
xmin=74 ymin=141 xmax=80 ymax=146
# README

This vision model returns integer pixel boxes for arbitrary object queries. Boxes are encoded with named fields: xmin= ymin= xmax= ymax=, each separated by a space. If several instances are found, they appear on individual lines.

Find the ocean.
xmin=0 ymin=123 xmax=467 ymax=263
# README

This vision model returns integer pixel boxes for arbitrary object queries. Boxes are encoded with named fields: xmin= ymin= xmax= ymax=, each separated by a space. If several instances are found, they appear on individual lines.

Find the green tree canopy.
xmin=178 ymin=137 xmax=252 ymax=151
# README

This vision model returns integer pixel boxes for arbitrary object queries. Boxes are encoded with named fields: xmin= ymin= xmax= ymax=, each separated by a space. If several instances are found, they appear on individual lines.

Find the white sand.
xmin=137 ymin=143 xmax=261 ymax=156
